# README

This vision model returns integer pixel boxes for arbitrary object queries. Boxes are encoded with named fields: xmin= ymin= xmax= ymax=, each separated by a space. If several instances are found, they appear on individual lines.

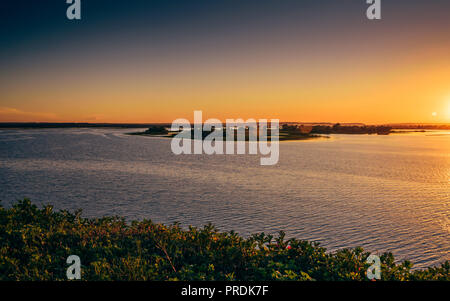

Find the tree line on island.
xmin=139 ymin=123 xmax=392 ymax=141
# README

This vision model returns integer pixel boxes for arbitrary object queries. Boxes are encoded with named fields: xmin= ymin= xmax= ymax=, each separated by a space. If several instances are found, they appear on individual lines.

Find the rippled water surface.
xmin=0 ymin=128 xmax=448 ymax=268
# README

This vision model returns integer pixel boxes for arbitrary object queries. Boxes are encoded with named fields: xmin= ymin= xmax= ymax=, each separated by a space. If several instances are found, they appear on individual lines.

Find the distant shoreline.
xmin=1 ymin=122 xmax=449 ymax=130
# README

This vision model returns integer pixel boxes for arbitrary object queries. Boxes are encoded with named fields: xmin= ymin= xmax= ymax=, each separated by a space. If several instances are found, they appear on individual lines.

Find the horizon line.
xmin=1 ymin=121 xmax=450 ymax=126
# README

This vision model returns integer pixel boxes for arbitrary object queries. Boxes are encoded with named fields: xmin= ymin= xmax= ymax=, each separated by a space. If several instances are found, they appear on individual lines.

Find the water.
xmin=0 ymin=128 xmax=448 ymax=269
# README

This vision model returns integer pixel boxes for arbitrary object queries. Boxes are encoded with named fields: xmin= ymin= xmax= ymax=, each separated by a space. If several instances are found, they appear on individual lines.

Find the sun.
xmin=447 ymin=101 xmax=450 ymax=119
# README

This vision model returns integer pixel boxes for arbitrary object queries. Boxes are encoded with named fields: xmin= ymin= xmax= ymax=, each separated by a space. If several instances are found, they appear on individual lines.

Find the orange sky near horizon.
xmin=1 ymin=1 xmax=450 ymax=124
xmin=1 ymin=47 xmax=449 ymax=124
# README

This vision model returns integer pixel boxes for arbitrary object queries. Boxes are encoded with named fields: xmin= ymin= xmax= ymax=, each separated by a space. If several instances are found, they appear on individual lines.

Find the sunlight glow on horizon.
xmin=1 ymin=1 xmax=450 ymax=124
xmin=446 ymin=99 xmax=450 ymax=120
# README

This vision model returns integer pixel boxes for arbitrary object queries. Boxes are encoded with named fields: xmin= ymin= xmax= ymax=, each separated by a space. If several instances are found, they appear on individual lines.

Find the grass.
xmin=0 ymin=200 xmax=448 ymax=281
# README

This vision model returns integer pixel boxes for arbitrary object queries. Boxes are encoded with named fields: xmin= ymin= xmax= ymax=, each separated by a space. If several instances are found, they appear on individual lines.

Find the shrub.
xmin=0 ymin=200 xmax=448 ymax=281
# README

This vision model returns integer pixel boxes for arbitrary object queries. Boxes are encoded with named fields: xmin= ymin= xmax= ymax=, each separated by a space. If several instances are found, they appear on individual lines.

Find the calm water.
xmin=0 ymin=128 xmax=448 ymax=268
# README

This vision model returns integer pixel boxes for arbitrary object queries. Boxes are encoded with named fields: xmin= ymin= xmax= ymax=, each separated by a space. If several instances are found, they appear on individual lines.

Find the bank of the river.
xmin=1 ymin=200 xmax=448 ymax=281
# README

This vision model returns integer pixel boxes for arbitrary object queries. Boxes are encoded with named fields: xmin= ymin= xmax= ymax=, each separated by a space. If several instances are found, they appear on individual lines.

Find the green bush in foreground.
xmin=0 ymin=200 xmax=448 ymax=281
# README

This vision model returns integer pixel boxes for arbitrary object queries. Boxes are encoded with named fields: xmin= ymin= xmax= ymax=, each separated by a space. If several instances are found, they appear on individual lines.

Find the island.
xmin=128 ymin=124 xmax=326 ymax=141
xmin=128 ymin=123 xmax=394 ymax=141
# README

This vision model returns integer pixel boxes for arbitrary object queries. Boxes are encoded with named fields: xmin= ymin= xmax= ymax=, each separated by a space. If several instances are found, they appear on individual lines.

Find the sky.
xmin=1 ymin=0 xmax=450 ymax=124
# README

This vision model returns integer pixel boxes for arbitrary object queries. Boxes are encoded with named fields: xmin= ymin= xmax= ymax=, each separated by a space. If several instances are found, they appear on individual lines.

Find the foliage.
xmin=0 ymin=200 xmax=448 ymax=281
